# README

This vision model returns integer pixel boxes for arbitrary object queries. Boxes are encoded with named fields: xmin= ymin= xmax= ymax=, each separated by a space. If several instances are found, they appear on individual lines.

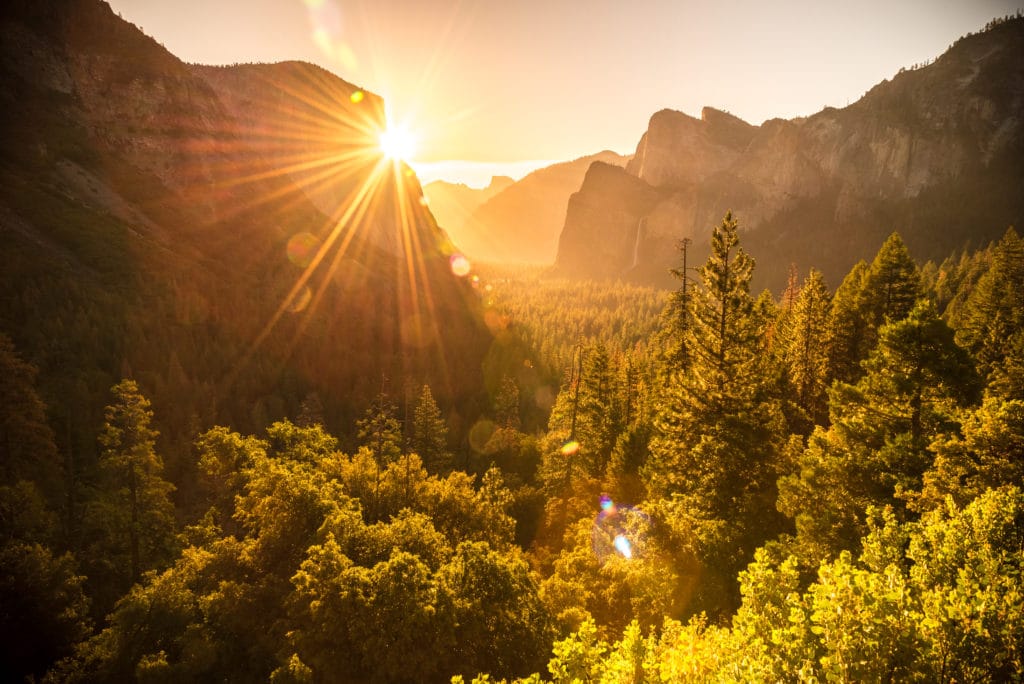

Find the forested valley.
xmin=3 ymin=211 xmax=1023 ymax=682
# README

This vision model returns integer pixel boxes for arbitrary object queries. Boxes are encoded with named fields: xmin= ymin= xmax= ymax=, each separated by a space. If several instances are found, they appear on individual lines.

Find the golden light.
xmin=379 ymin=124 xmax=418 ymax=162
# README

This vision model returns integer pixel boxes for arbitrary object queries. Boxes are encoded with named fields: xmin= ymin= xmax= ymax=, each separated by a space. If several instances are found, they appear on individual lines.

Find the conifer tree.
xmin=955 ymin=227 xmax=1024 ymax=398
xmin=657 ymin=238 xmax=695 ymax=377
xmin=357 ymin=391 xmax=403 ymax=466
xmin=787 ymin=269 xmax=832 ymax=428
xmin=827 ymin=234 xmax=921 ymax=385
xmin=87 ymin=380 xmax=176 ymax=590
xmin=494 ymin=376 xmax=521 ymax=430
xmin=0 ymin=333 xmax=62 ymax=506
xmin=578 ymin=341 xmax=618 ymax=477
xmin=779 ymin=301 xmax=980 ymax=562
xmin=411 ymin=385 xmax=451 ymax=474
xmin=863 ymin=232 xmax=921 ymax=326
xmin=826 ymin=260 xmax=871 ymax=385
xmin=645 ymin=212 xmax=786 ymax=611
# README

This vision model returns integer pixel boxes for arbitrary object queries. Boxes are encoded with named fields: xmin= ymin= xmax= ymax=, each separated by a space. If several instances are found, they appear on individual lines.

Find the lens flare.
xmin=468 ymin=419 xmax=496 ymax=453
xmin=613 ymin=534 xmax=633 ymax=559
xmin=449 ymin=254 xmax=471 ymax=277
xmin=534 ymin=385 xmax=554 ymax=411
xmin=349 ymin=90 xmax=364 ymax=104
xmin=592 ymin=499 xmax=649 ymax=563
xmin=560 ymin=440 xmax=580 ymax=456
xmin=286 ymin=232 xmax=320 ymax=267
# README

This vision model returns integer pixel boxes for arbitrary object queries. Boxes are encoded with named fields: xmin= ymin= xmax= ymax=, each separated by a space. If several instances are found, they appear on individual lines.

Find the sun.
xmin=378 ymin=125 xmax=418 ymax=162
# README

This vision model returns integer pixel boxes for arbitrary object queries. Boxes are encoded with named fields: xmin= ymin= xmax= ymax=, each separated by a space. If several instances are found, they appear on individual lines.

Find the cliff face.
xmin=0 ymin=0 xmax=492 ymax=450
xmin=192 ymin=62 xmax=427 ymax=258
xmin=556 ymin=17 xmax=1024 ymax=290
xmin=446 ymin=151 xmax=628 ymax=265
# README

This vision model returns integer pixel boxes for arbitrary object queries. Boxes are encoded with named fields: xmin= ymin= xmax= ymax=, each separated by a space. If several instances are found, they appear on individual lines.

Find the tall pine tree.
xmin=786 ymin=269 xmax=832 ymax=430
xmin=83 ymin=380 xmax=176 ymax=609
xmin=411 ymin=385 xmax=451 ymax=474
xmin=645 ymin=212 xmax=786 ymax=614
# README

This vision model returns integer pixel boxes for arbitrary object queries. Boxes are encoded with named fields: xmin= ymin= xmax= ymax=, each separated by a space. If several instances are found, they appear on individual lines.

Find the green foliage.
xmin=413 ymin=384 xmax=452 ymax=473
xmin=53 ymin=415 xmax=548 ymax=682
xmin=82 ymin=380 xmax=176 ymax=609
xmin=955 ymin=227 xmax=1024 ymax=398
xmin=0 ymin=543 xmax=91 ymax=681
xmin=357 ymin=392 xmax=403 ymax=465
xmin=6 ymin=220 xmax=1024 ymax=682
xmin=478 ymin=265 xmax=665 ymax=378
xmin=779 ymin=300 xmax=980 ymax=564
xmin=784 ymin=269 xmax=832 ymax=430
xmin=827 ymin=233 xmax=922 ymax=387
xmin=645 ymin=212 xmax=787 ymax=613
xmin=522 ymin=487 xmax=1024 ymax=683
xmin=0 ymin=332 xmax=63 ymax=505
xmin=921 ymin=397 xmax=1024 ymax=509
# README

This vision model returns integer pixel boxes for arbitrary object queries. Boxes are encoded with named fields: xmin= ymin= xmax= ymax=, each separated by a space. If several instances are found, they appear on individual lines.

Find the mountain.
xmin=423 ymin=175 xmax=513 ymax=242
xmin=556 ymin=17 xmax=1024 ymax=292
xmin=445 ymin=151 xmax=628 ymax=264
xmin=0 ymin=0 xmax=500 ymax=468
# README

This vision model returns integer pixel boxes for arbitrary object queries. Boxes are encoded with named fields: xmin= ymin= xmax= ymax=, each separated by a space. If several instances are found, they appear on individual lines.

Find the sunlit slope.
xmin=0 ymin=0 xmax=494 ymax=463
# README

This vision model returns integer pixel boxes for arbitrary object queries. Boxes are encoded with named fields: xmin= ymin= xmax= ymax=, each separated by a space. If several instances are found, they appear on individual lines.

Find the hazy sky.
xmin=108 ymin=0 xmax=1020 ymax=185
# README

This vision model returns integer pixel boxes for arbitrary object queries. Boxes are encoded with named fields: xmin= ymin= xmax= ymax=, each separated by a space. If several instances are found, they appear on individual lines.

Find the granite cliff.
xmin=556 ymin=17 xmax=1024 ymax=291
xmin=442 ymin=151 xmax=628 ymax=264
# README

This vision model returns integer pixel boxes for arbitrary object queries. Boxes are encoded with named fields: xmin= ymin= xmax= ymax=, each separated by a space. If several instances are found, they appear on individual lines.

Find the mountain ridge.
xmin=555 ymin=16 xmax=1024 ymax=291
xmin=0 ymin=0 xmax=497 ymax=465
xmin=425 ymin=151 xmax=628 ymax=264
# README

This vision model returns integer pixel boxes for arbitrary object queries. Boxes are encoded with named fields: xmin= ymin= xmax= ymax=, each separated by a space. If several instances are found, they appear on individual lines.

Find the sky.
xmin=107 ymin=0 xmax=1021 ymax=186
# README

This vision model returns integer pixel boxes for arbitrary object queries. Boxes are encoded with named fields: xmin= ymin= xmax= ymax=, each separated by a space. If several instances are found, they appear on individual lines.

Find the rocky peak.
xmin=700 ymin=106 xmax=757 ymax=149
xmin=556 ymin=16 xmax=1024 ymax=292
xmin=626 ymin=107 xmax=753 ymax=189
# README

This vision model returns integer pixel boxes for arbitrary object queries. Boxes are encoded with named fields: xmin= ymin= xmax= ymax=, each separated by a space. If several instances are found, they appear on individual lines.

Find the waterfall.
xmin=631 ymin=217 xmax=645 ymax=269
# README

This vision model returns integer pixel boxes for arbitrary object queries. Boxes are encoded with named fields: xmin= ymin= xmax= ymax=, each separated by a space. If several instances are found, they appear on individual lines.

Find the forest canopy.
xmin=2 ymin=218 xmax=1023 ymax=682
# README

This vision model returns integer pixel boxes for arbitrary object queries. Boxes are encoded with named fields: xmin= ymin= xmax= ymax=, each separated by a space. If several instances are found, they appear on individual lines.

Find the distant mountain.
xmin=556 ymin=17 xmax=1024 ymax=292
xmin=445 ymin=151 xmax=628 ymax=264
xmin=0 ymin=0 xmax=499 ymax=463
xmin=423 ymin=175 xmax=514 ymax=240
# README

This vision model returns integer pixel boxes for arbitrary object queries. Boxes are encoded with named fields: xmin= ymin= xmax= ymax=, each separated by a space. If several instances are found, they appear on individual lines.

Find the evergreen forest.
xmin=3 ymin=211 xmax=1024 ymax=682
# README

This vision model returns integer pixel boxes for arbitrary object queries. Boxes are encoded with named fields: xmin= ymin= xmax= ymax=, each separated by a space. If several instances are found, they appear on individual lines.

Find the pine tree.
xmin=577 ymin=341 xmax=619 ymax=477
xmin=787 ymin=269 xmax=832 ymax=429
xmin=0 ymin=333 xmax=63 ymax=514
xmin=411 ymin=385 xmax=451 ymax=474
xmin=826 ymin=260 xmax=871 ymax=385
xmin=657 ymin=238 xmax=696 ymax=377
xmin=645 ymin=212 xmax=786 ymax=612
xmin=89 ymin=380 xmax=176 ymax=589
xmin=779 ymin=301 xmax=980 ymax=562
xmin=827 ymin=234 xmax=921 ymax=385
xmin=863 ymin=232 xmax=921 ymax=326
xmin=955 ymin=227 xmax=1024 ymax=398
xmin=357 ymin=391 xmax=403 ymax=466
xmin=494 ymin=376 xmax=521 ymax=430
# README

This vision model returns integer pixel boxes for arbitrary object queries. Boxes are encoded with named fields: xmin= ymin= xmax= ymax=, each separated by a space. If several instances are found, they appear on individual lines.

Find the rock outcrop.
xmin=556 ymin=17 xmax=1024 ymax=291
xmin=448 ymin=151 xmax=628 ymax=264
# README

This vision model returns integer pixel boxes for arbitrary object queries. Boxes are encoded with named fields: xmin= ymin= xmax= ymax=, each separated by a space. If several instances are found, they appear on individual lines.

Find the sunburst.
xmin=378 ymin=124 xmax=418 ymax=162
